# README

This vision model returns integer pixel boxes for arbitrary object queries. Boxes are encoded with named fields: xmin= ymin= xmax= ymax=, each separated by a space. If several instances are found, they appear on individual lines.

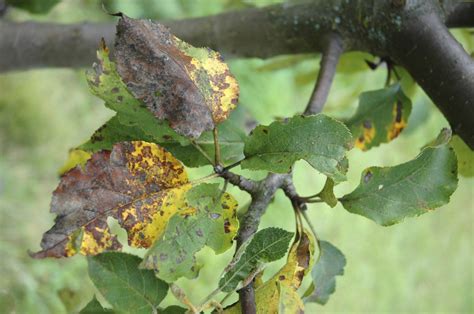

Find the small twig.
xmin=213 ymin=127 xmax=222 ymax=166
xmin=304 ymin=33 xmax=344 ymax=115
xmin=191 ymin=140 xmax=214 ymax=165
xmin=217 ymin=170 xmax=258 ymax=194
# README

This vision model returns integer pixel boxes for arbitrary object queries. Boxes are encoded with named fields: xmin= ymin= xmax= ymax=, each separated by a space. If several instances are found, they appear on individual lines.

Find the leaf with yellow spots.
xmin=224 ymin=229 xmax=314 ymax=313
xmin=114 ymin=15 xmax=239 ymax=138
xmin=31 ymin=141 xmax=198 ymax=258
xmin=141 ymin=183 xmax=238 ymax=282
xmin=346 ymin=84 xmax=412 ymax=151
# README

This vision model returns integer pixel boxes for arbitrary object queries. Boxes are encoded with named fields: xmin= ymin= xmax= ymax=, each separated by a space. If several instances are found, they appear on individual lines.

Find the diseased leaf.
xmin=140 ymin=183 xmax=238 ymax=282
xmin=80 ymin=115 xmax=245 ymax=168
xmin=32 ymin=141 xmax=192 ymax=258
xmin=79 ymin=296 xmax=113 ymax=313
xmin=346 ymin=84 xmax=412 ymax=151
xmin=341 ymin=129 xmax=458 ymax=226
xmin=278 ymin=283 xmax=305 ymax=313
xmin=219 ymin=228 xmax=293 ymax=293
xmin=58 ymin=149 xmax=91 ymax=176
xmin=317 ymin=178 xmax=338 ymax=208
xmin=87 ymin=42 xmax=187 ymax=145
xmin=224 ymin=229 xmax=314 ymax=313
xmin=305 ymin=240 xmax=346 ymax=305
xmin=242 ymin=115 xmax=353 ymax=182
xmin=114 ymin=15 xmax=239 ymax=138
xmin=87 ymin=252 xmax=168 ymax=314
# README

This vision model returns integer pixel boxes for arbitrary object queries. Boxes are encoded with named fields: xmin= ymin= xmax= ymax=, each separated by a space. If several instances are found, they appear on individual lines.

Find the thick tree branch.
xmin=1 ymin=0 xmax=472 ymax=147
xmin=304 ymin=33 xmax=343 ymax=115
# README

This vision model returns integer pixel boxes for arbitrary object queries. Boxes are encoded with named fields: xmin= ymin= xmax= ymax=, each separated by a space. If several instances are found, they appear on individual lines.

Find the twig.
xmin=217 ymin=170 xmax=258 ymax=194
xmin=304 ymin=33 xmax=343 ymax=115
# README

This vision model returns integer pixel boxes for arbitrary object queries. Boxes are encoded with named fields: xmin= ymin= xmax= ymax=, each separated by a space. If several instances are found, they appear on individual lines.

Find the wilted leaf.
xmin=346 ymin=84 xmax=412 ymax=151
xmin=219 ymin=228 xmax=293 ymax=293
xmin=242 ymin=115 xmax=352 ymax=182
xmin=450 ymin=135 xmax=474 ymax=177
xmin=87 ymin=42 xmax=187 ymax=145
xmin=304 ymin=240 xmax=346 ymax=305
xmin=113 ymin=15 xmax=239 ymax=138
xmin=317 ymin=178 xmax=338 ymax=207
xmin=58 ymin=149 xmax=91 ymax=176
xmin=141 ymin=183 xmax=238 ymax=282
xmin=224 ymin=229 xmax=314 ymax=313
xmin=79 ymin=296 xmax=113 ymax=313
xmin=341 ymin=129 xmax=458 ymax=226
xmin=32 ymin=141 xmax=192 ymax=258
xmin=80 ymin=115 xmax=245 ymax=168
xmin=87 ymin=252 xmax=168 ymax=314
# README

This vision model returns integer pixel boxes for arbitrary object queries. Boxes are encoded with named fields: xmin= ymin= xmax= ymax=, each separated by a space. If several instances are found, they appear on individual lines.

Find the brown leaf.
xmin=114 ymin=15 xmax=239 ymax=138
xmin=31 ymin=141 xmax=190 ymax=258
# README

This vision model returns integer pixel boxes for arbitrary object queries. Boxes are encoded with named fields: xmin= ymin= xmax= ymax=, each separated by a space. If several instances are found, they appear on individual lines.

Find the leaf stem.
xmin=213 ymin=127 xmax=222 ymax=166
xmin=191 ymin=140 xmax=214 ymax=165
xmin=190 ymin=173 xmax=220 ymax=185
xmin=223 ymin=159 xmax=243 ymax=171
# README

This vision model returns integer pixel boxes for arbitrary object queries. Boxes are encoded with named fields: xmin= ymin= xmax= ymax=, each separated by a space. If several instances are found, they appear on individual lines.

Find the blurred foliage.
xmin=0 ymin=0 xmax=472 ymax=313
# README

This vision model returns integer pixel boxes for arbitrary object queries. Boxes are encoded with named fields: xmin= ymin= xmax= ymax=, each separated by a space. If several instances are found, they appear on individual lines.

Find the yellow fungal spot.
xmin=387 ymin=101 xmax=406 ymax=140
xmin=355 ymin=123 xmax=375 ymax=150
xmin=79 ymin=226 xmax=115 ymax=256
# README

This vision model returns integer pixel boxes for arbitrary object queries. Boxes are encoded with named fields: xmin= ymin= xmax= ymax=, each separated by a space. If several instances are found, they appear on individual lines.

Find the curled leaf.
xmin=304 ymin=240 xmax=346 ymax=305
xmin=114 ymin=15 xmax=239 ymax=138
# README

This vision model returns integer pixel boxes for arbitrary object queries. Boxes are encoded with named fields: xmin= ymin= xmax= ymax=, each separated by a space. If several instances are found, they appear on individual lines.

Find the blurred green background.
xmin=0 ymin=0 xmax=472 ymax=313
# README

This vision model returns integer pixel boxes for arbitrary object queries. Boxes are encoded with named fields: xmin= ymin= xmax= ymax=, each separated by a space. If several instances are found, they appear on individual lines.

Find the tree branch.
xmin=1 ymin=0 xmax=472 ymax=146
xmin=304 ymin=33 xmax=343 ymax=115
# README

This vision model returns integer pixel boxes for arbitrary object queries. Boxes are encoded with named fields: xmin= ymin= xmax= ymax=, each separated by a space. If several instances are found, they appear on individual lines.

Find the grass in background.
xmin=0 ymin=0 xmax=472 ymax=313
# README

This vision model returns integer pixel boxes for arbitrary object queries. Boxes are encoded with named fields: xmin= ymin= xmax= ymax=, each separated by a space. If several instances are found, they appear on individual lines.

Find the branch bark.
xmin=1 ymin=0 xmax=472 ymax=147
xmin=304 ymin=33 xmax=343 ymax=115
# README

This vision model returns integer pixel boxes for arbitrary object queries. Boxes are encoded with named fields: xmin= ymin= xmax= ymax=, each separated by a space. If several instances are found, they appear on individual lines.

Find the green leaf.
xmin=340 ymin=129 xmax=458 ymax=226
xmin=346 ymin=84 xmax=412 ymax=151
xmin=242 ymin=115 xmax=353 ymax=182
xmin=86 ymin=43 xmax=188 ymax=145
xmin=140 ymin=184 xmax=239 ymax=282
xmin=6 ymin=0 xmax=60 ymax=13
xmin=79 ymin=115 xmax=245 ymax=168
xmin=450 ymin=135 xmax=474 ymax=177
xmin=79 ymin=297 xmax=114 ymax=313
xmin=87 ymin=252 xmax=168 ymax=314
xmin=317 ymin=178 xmax=338 ymax=208
xmin=219 ymin=227 xmax=294 ymax=293
xmin=305 ymin=241 xmax=346 ymax=305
